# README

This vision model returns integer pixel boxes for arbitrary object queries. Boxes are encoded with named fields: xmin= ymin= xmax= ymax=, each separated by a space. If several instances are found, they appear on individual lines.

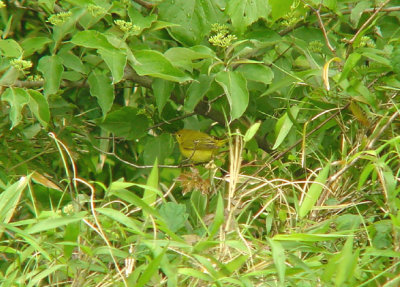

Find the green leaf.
xmin=136 ymin=247 xmax=167 ymax=287
xmin=58 ymin=51 xmax=86 ymax=74
xmin=131 ymin=50 xmax=191 ymax=83
xmin=128 ymin=6 xmax=157 ymax=34
xmin=142 ymin=158 xmax=159 ymax=215
xmin=392 ymin=47 xmax=400 ymax=75
xmin=0 ymin=39 xmax=23 ymax=58
xmin=96 ymin=208 xmax=144 ymax=235
xmin=1 ymin=87 xmax=30 ymax=128
xmin=100 ymin=107 xmax=149 ymax=140
xmin=159 ymin=202 xmax=188 ymax=232
xmin=0 ymin=176 xmax=29 ymax=224
xmin=152 ymin=78 xmax=175 ymax=114
xmin=27 ymin=90 xmax=51 ymax=128
xmin=37 ymin=55 xmax=64 ymax=96
xmin=143 ymin=133 xmax=174 ymax=165
xmin=164 ymin=46 xmax=214 ymax=71
xmin=71 ymin=30 xmax=116 ymax=51
xmin=350 ymin=1 xmax=371 ymax=28
xmin=236 ymin=64 xmax=274 ymax=84
xmin=273 ymin=105 xmax=299 ymax=150
xmin=339 ymin=53 xmax=361 ymax=82
xmin=226 ymin=0 xmax=270 ymax=34
xmin=26 ymin=211 xmax=87 ymax=234
xmin=299 ymin=163 xmax=331 ymax=218
xmin=184 ymin=74 xmax=213 ymax=112
xmin=98 ymin=48 xmax=127 ymax=84
xmin=21 ymin=37 xmax=52 ymax=57
xmin=88 ymin=70 xmax=114 ymax=117
xmin=215 ymin=70 xmax=249 ymax=120
xmin=209 ymin=193 xmax=224 ymax=237
xmin=158 ymin=0 xmax=225 ymax=45
xmin=244 ymin=122 xmax=261 ymax=142
xmin=268 ymin=238 xmax=286 ymax=285
xmin=269 ymin=0 xmax=294 ymax=22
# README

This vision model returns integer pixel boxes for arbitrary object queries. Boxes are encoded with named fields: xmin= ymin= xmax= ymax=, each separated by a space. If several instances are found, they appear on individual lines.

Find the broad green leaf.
xmin=128 ymin=6 xmax=157 ymax=34
xmin=236 ymin=64 xmax=274 ymax=84
xmin=152 ymin=78 xmax=175 ymax=114
xmin=215 ymin=70 xmax=249 ymax=120
xmin=1 ymin=87 xmax=30 ymax=128
xmin=26 ymin=211 xmax=87 ymax=234
xmin=226 ymin=0 xmax=270 ymax=34
xmin=88 ymin=70 xmax=114 ymax=117
xmin=159 ymin=202 xmax=188 ymax=232
xmin=100 ymin=107 xmax=149 ymax=140
xmin=273 ymin=105 xmax=299 ymax=150
xmin=339 ymin=53 xmax=361 ymax=82
xmin=131 ymin=50 xmax=191 ymax=82
xmin=184 ymin=74 xmax=213 ymax=112
xmin=143 ymin=133 xmax=174 ymax=165
xmin=27 ymin=90 xmax=51 ymax=128
xmin=98 ymin=48 xmax=127 ymax=83
xmin=0 ymin=39 xmax=23 ymax=58
xmin=37 ymin=55 xmax=64 ymax=96
xmin=244 ymin=122 xmax=261 ymax=142
xmin=142 ymin=158 xmax=159 ymax=215
xmin=350 ymin=1 xmax=371 ymax=27
xmin=299 ymin=163 xmax=331 ymax=218
xmin=58 ymin=51 xmax=86 ymax=74
xmin=21 ymin=37 xmax=52 ymax=57
xmin=268 ymin=238 xmax=286 ymax=284
xmin=269 ymin=0 xmax=294 ymax=21
xmin=0 ymin=66 xmax=19 ymax=86
xmin=52 ymin=8 xmax=86 ymax=44
xmin=158 ymin=0 xmax=225 ymax=45
xmin=164 ymin=46 xmax=214 ymax=71
xmin=70 ymin=30 xmax=115 ymax=50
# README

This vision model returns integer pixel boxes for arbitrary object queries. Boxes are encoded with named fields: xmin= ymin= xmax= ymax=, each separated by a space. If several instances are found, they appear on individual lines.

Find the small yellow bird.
xmin=175 ymin=129 xmax=226 ymax=162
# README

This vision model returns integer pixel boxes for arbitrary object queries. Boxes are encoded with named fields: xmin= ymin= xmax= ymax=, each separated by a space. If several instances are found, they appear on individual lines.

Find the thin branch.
xmin=301 ymin=1 xmax=336 ymax=54
xmin=132 ymin=0 xmax=155 ymax=10
xmin=348 ymin=0 xmax=392 ymax=45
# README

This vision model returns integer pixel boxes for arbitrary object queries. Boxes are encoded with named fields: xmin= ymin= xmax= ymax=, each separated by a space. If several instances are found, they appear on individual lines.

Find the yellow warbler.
xmin=175 ymin=129 xmax=226 ymax=162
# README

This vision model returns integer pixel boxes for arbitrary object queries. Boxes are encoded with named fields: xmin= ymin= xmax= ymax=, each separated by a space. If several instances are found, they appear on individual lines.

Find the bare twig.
xmin=348 ymin=0 xmax=392 ymax=45
xmin=132 ymin=0 xmax=155 ymax=10
xmin=301 ymin=1 xmax=336 ymax=54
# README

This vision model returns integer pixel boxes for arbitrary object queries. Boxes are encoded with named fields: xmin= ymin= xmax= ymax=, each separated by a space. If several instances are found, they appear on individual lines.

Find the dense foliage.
xmin=1 ymin=0 xmax=400 ymax=286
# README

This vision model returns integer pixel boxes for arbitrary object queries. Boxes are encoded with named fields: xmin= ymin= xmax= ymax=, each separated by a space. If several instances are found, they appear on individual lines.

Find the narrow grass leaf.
xmin=209 ymin=192 xmax=224 ymax=238
xmin=268 ymin=238 xmax=286 ymax=285
xmin=27 ymin=264 xmax=65 ymax=287
xmin=142 ymin=158 xmax=159 ymax=217
xmin=0 ymin=176 xmax=29 ymax=224
xmin=273 ymin=105 xmax=299 ymax=149
xmin=136 ymin=247 xmax=167 ymax=287
xmin=96 ymin=208 xmax=145 ymax=235
xmin=178 ymin=268 xmax=214 ymax=282
xmin=299 ymin=163 xmax=330 ymax=218
xmin=26 ymin=211 xmax=87 ymax=234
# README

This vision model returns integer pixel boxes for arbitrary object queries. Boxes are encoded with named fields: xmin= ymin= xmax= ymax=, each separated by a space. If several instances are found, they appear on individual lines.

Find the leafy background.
xmin=1 ymin=0 xmax=400 ymax=286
